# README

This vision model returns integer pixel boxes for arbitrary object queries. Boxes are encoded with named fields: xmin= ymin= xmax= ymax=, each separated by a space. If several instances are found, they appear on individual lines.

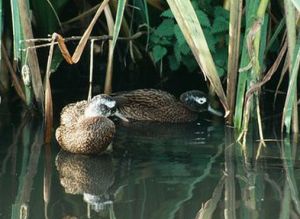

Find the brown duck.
xmin=55 ymin=94 xmax=123 ymax=154
xmin=111 ymin=89 xmax=222 ymax=123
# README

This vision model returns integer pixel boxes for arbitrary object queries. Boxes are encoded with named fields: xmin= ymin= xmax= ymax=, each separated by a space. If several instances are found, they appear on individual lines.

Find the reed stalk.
xmin=18 ymin=0 xmax=44 ymax=112
xmin=195 ymin=176 xmax=225 ymax=219
xmin=44 ymin=33 xmax=56 ymax=144
xmin=282 ymin=137 xmax=300 ymax=215
xmin=43 ymin=143 xmax=52 ymax=219
xmin=226 ymin=0 xmax=243 ymax=124
xmin=282 ymin=0 xmax=299 ymax=133
xmin=234 ymin=0 xmax=259 ymax=130
xmin=104 ymin=0 xmax=126 ymax=94
xmin=279 ymin=182 xmax=291 ymax=219
xmin=104 ymin=6 xmax=115 ymax=94
xmin=234 ymin=0 xmax=269 ymax=143
xmin=224 ymin=128 xmax=236 ymax=219
xmin=12 ymin=121 xmax=43 ymax=219
xmin=88 ymin=40 xmax=95 ymax=100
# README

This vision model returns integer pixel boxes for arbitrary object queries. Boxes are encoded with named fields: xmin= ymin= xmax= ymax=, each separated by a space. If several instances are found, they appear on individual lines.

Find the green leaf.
xmin=182 ymin=55 xmax=197 ymax=72
xmin=30 ymin=0 xmax=67 ymax=35
xmin=174 ymin=42 xmax=182 ymax=62
xmin=150 ymin=34 xmax=160 ymax=44
xmin=203 ymin=29 xmax=216 ymax=53
xmin=215 ymin=56 xmax=225 ymax=68
xmin=165 ymin=0 xmax=229 ymax=111
xmin=50 ymin=47 xmax=64 ymax=73
xmin=134 ymin=0 xmax=150 ymax=24
xmin=216 ymin=66 xmax=225 ymax=77
xmin=112 ymin=0 xmax=126 ymax=50
xmin=266 ymin=18 xmax=284 ymax=52
xmin=161 ymin=9 xmax=174 ymax=18
xmin=152 ymin=45 xmax=167 ymax=63
xmin=179 ymin=42 xmax=190 ymax=55
xmin=191 ymin=1 xmax=200 ymax=10
xmin=160 ymin=37 xmax=173 ymax=46
xmin=154 ymin=19 xmax=175 ymax=37
xmin=133 ymin=0 xmax=150 ymax=49
xmin=168 ymin=55 xmax=180 ymax=70
xmin=283 ymin=40 xmax=300 ymax=133
xmin=174 ymin=24 xmax=185 ymax=45
xmin=51 ymin=0 xmax=69 ymax=10
xmin=11 ymin=0 xmax=24 ymax=61
xmin=195 ymin=9 xmax=211 ymax=28
xmin=212 ymin=16 xmax=229 ymax=33
xmin=214 ymin=6 xmax=229 ymax=19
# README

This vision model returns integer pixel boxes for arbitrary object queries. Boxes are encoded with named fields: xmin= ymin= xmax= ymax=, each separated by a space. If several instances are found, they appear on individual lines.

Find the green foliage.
xmin=149 ymin=1 xmax=230 ymax=76
xmin=152 ymin=45 xmax=167 ymax=62
xmin=30 ymin=0 xmax=69 ymax=36
xmin=10 ymin=0 xmax=23 ymax=61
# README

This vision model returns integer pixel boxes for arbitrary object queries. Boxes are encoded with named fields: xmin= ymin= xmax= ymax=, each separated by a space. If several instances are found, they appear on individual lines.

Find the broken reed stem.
xmin=23 ymin=31 xmax=146 ymax=43
xmin=88 ymin=40 xmax=95 ymax=101
xmin=44 ymin=33 xmax=56 ymax=144
xmin=72 ymin=0 xmax=110 ymax=63
xmin=22 ymin=31 xmax=146 ymax=50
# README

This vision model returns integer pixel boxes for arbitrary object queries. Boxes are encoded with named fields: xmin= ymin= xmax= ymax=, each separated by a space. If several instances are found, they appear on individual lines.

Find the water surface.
xmin=0 ymin=102 xmax=300 ymax=219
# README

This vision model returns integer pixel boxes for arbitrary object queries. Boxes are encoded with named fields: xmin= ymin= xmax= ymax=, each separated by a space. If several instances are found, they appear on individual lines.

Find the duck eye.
xmin=196 ymin=97 xmax=207 ymax=104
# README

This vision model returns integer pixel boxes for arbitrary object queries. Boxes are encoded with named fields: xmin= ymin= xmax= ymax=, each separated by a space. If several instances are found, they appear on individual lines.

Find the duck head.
xmin=84 ymin=94 xmax=117 ymax=118
xmin=85 ymin=94 xmax=129 ymax=121
xmin=180 ymin=90 xmax=223 ymax=116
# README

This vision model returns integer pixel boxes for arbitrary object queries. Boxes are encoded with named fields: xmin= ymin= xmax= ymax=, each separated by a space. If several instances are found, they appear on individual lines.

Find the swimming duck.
xmin=55 ymin=94 xmax=121 ymax=154
xmin=111 ymin=89 xmax=222 ymax=123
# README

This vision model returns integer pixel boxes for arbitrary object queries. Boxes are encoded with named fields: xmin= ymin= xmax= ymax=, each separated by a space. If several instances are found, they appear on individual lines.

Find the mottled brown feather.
xmin=56 ymin=101 xmax=115 ymax=154
xmin=112 ymin=89 xmax=198 ymax=122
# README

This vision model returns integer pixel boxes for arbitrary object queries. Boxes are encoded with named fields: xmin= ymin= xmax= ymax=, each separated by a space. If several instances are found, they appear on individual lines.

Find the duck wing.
xmin=111 ymin=89 xmax=195 ymax=122
xmin=111 ymin=89 xmax=177 ymax=108
xmin=59 ymin=100 xmax=87 ymax=126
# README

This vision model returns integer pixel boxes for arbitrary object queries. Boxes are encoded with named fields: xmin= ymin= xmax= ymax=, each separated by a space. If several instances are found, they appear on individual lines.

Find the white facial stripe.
xmin=97 ymin=97 xmax=116 ymax=108
xmin=106 ymin=100 xmax=116 ymax=108
xmin=195 ymin=96 xmax=207 ymax=105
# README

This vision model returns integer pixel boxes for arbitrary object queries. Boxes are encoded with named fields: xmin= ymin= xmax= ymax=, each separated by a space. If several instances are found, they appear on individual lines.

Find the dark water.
xmin=1 ymin=102 xmax=300 ymax=219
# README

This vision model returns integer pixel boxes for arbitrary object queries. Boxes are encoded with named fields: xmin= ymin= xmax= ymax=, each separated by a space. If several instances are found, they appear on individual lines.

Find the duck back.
xmin=112 ymin=89 xmax=198 ymax=122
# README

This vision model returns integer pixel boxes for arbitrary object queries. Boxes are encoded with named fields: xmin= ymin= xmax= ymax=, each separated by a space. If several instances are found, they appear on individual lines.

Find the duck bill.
xmin=114 ymin=111 xmax=129 ymax=122
xmin=208 ymin=105 xmax=223 ymax=117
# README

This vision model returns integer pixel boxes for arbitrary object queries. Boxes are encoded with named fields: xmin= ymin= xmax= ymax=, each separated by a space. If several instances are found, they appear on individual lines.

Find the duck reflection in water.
xmin=55 ymin=150 xmax=116 ymax=214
